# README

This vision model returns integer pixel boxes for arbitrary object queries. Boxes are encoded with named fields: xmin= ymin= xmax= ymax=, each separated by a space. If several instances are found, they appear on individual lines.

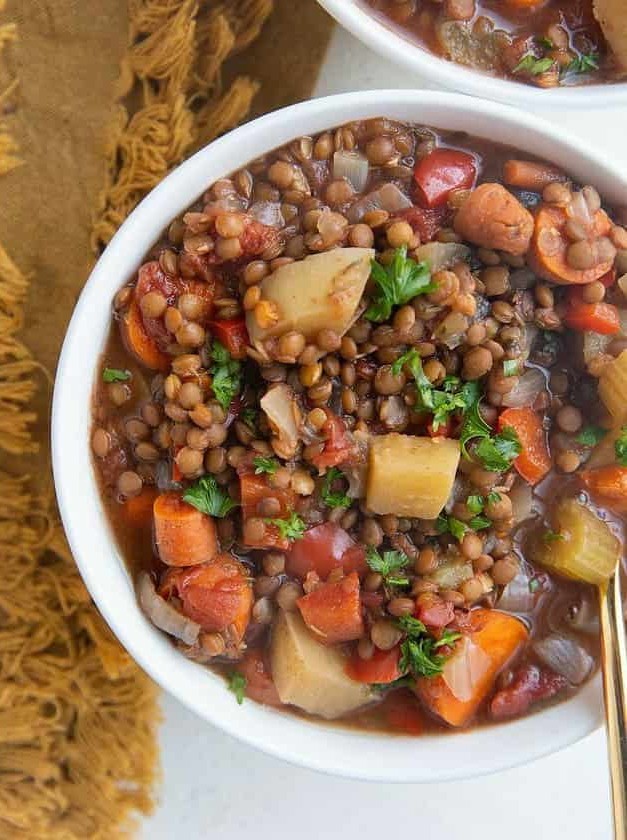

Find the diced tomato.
xmin=490 ymin=663 xmax=568 ymax=720
xmin=239 ymin=471 xmax=295 ymax=550
xmin=209 ymin=317 xmax=250 ymax=360
xmin=413 ymin=148 xmax=477 ymax=209
xmin=297 ymin=571 xmax=365 ymax=645
xmin=345 ymin=645 xmax=401 ymax=684
xmin=381 ymin=689 xmax=425 ymax=735
xmin=563 ymin=298 xmax=621 ymax=335
xmin=236 ymin=649 xmax=282 ymax=707
xmin=414 ymin=592 xmax=454 ymax=630
xmin=498 ymin=407 xmax=551 ymax=486
xmin=286 ymin=522 xmax=367 ymax=580
xmin=398 ymin=206 xmax=450 ymax=243
xmin=239 ymin=218 xmax=281 ymax=260
xmin=309 ymin=410 xmax=356 ymax=472
xmin=160 ymin=554 xmax=252 ymax=640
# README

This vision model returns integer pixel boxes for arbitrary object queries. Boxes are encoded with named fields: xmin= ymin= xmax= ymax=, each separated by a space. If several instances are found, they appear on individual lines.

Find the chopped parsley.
xmin=102 ymin=367 xmax=131 ymax=383
xmin=183 ymin=474 xmax=239 ymax=518
xmin=543 ymin=530 xmax=565 ymax=543
xmin=466 ymin=494 xmax=484 ymax=515
xmin=474 ymin=427 xmax=522 ymax=473
xmin=366 ymin=547 xmax=410 ymax=588
xmin=227 ymin=672 xmax=247 ymax=705
xmin=437 ymin=513 xmax=490 ymax=541
xmin=514 ymin=54 xmax=555 ymax=76
xmin=469 ymin=514 xmax=491 ymax=531
xmin=366 ymin=246 xmax=434 ymax=323
xmin=459 ymin=389 xmax=492 ymax=457
xmin=487 ymin=491 xmax=502 ymax=505
xmin=397 ymin=616 xmax=462 ymax=679
xmin=210 ymin=340 xmax=242 ymax=410
xmin=253 ymin=456 xmax=279 ymax=476
xmin=503 ymin=359 xmax=519 ymax=377
xmin=576 ymin=425 xmax=607 ymax=447
xmin=565 ymin=52 xmax=599 ymax=75
xmin=528 ymin=578 xmax=541 ymax=594
xmin=240 ymin=407 xmax=258 ymax=433
xmin=615 ymin=427 xmax=627 ymax=467
xmin=266 ymin=511 xmax=306 ymax=541
xmin=393 ymin=349 xmax=479 ymax=432
xmin=536 ymin=36 xmax=554 ymax=50
xmin=321 ymin=467 xmax=351 ymax=509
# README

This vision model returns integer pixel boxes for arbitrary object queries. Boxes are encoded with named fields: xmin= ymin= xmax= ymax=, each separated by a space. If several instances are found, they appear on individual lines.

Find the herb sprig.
xmin=321 ymin=467 xmax=351 ymax=509
xmin=183 ymin=474 xmax=239 ymax=518
xmin=103 ymin=367 xmax=131 ymax=383
xmin=227 ymin=672 xmax=247 ymax=705
xmin=266 ymin=511 xmax=306 ymax=541
xmin=210 ymin=340 xmax=242 ymax=410
xmin=397 ymin=616 xmax=462 ymax=679
xmin=366 ymin=547 xmax=410 ymax=588
xmin=615 ymin=427 xmax=627 ymax=467
xmin=253 ymin=456 xmax=279 ymax=476
xmin=366 ymin=247 xmax=434 ymax=323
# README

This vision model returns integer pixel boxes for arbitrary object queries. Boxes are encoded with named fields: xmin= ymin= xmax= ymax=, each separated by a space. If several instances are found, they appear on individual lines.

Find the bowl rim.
xmin=317 ymin=0 xmax=627 ymax=110
xmin=51 ymin=89 xmax=616 ymax=783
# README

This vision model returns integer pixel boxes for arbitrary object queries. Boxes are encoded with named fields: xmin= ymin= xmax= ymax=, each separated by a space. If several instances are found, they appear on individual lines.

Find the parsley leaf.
xmin=576 ymin=425 xmax=607 ymax=447
xmin=466 ymin=494 xmax=484 ymax=515
xmin=227 ymin=672 xmax=247 ymax=705
xmin=469 ymin=514 xmax=491 ymax=531
xmin=210 ymin=340 xmax=242 ymax=410
xmin=615 ymin=427 xmax=627 ymax=467
xmin=253 ymin=456 xmax=279 ymax=476
xmin=397 ymin=615 xmax=428 ymax=636
xmin=487 ymin=491 xmax=502 ymax=505
xmin=543 ymin=530 xmax=565 ymax=543
xmin=503 ymin=359 xmax=519 ymax=377
xmin=103 ymin=367 xmax=131 ymax=383
xmin=392 ymin=348 xmax=434 ymax=409
xmin=366 ymin=547 xmax=410 ymax=587
xmin=475 ymin=426 xmax=522 ymax=472
xmin=366 ymin=246 xmax=434 ymax=323
xmin=528 ymin=578 xmax=541 ymax=593
xmin=396 ymin=617 xmax=462 ymax=679
xmin=321 ymin=467 xmax=351 ymax=509
xmin=514 ymin=54 xmax=555 ymax=76
xmin=536 ymin=36 xmax=554 ymax=50
xmin=266 ymin=512 xmax=306 ymax=541
xmin=436 ymin=514 xmax=467 ymax=542
xmin=566 ymin=52 xmax=599 ymax=75
xmin=183 ymin=474 xmax=239 ymax=518
xmin=459 ymin=389 xmax=492 ymax=457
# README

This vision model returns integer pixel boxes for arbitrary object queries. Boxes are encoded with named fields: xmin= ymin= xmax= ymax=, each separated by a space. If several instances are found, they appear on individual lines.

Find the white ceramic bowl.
xmin=318 ymin=0 xmax=627 ymax=111
xmin=52 ymin=90 xmax=617 ymax=782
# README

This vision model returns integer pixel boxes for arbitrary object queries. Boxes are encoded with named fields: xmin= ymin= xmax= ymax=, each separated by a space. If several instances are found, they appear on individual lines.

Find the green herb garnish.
xmin=240 ymin=408 xmax=257 ymax=433
xmin=475 ymin=427 xmax=522 ymax=473
xmin=210 ymin=340 xmax=242 ymax=410
xmin=183 ymin=474 xmax=239 ymax=518
xmin=468 ymin=514 xmax=491 ymax=531
xmin=437 ymin=512 xmax=490 ymax=541
xmin=528 ymin=578 xmax=541 ymax=593
xmin=366 ymin=246 xmax=434 ymax=323
xmin=459 ymin=389 xmax=492 ymax=457
xmin=487 ymin=491 xmax=502 ymax=505
xmin=103 ymin=367 xmax=131 ymax=383
xmin=253 ymin=456 xmax=279 ymax=476
xmin=466 ymin=494 xmax=484 ymax=515
xmin=536 ymin=36 xmax=554 ymax=50
xmin=615 ymin=427 xmax=627 ymax=466
xmin=366 ymin=546 xmax=410 ymax=588
xmin=397 ymin=616 xmax=462 ymax=679
xmin=266 ymin=511 xmax=306 ymax=541
xmin=543 ymin=530 xmax=565 ymax=543
xmin=321 ymin=467 xmax=351 ymax=509
xmin=576 ymin=425 xmax=607 ymax=447
xmin=565 ymin=52 xmax=599 ymax=75
xmin=514 ymin=54 xmax=555 ymax=76
xmin=503 ymin=360 xmax=519 ymax=377
xmin=227 ymin=672 xmax=247 ymax=705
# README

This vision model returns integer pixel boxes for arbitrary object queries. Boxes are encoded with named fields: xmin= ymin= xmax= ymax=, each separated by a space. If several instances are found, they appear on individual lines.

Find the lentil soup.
xmin=361 ymin=0 xmax=627 ymax=88
xmin=92 ymin=118 xmax=627 ymax=735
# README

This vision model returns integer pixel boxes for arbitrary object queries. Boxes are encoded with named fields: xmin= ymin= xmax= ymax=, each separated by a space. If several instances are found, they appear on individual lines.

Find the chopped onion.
xmin=567 ymin=190 xmax=593 ymax=227
xmin=442 ymin=637 xmax=491 ymax=702
xmin=260 ymin=384 xmax=300 ymax=449
xmin=204 ymin=193 xmax=247 ymax=214
xmin=509 ymin=478 xmax=535 ymax=525
xmin=520 ymin=324 xmax=538 ymax=361
xmin=501 ymin=368 xmax=546 ymax=408
xmin=248 ymin=201 xmax=284 ymax=228
xmin=156 ymin=459 xmax=180 ymax=490
xmin=498 ymin=562 xmax=538 ymax=615
xmin=414 ymin=241 xmax=470 ymax=273
xmin=333 ymin=150 xmax=369 ymax=193
xmin=342 ymin=430 xmax=369 ymax=499
xmin=565 ymin=595 xmax=600 ymax=636
xmin=347 ymin=183 xmax=412 ymax=223
xmin=583 ymin=330 xmax=611 ymax=364
xmin=433 ymin=311 xmax=469 ymax=349
xmin=533 ymin=633 xmax=593 ymax=685
xmin=137 ymin=572 xmax=200 ymax=646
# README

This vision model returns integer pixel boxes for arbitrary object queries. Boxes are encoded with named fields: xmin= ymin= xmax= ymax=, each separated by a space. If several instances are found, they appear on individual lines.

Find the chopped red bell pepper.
xmin=563 ymin=298 xmax=620 ymax=335
xmin=209 ymin=317 xmax=250 ymax=359
xmin=413 ymin=148 xmax=477 ymax=209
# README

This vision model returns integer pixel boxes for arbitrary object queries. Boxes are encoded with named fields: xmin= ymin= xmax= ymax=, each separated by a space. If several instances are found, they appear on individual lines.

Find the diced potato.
xmin=427 ymin=556 xmax=474 ymax=589
xmin=414 ymin=242 xmax=470 ymax=273
xmin=366 ymin=434 xmax=460 ymax=519
xmin=537 ymin=498 xmax=620 ymax=586
xmin=246 ymin=248 xmax=374 ymax=352
xmin=270 ymin=611 xmax=372 ymax=719
xmin=599 ymin=350 xmax=627 ymax=421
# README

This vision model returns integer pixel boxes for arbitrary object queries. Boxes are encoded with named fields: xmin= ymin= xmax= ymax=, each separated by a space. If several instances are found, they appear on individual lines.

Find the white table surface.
xmin=141 ymin=25 xmax=626 ymax=840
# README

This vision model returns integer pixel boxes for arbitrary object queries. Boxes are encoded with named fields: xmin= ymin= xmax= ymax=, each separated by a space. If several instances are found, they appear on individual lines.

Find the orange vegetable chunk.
xmin=499 ymin=407 xmax=551 ymax=486
xmin=297 ymin=571 xmax=364 ymax=645
xmin=153 ymin=492 xmax=218 ymax=566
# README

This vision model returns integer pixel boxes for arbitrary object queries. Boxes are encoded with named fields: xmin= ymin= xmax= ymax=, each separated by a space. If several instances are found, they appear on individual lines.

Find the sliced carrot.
xmin=528 ymin=203 xmax=613 ymax=285
xmin=453 ymin=183 xmax=534 ymax=256
xmin=581 ymin=465 xmax=627 ymax=513
xmin=345 ymin=645 xmax=401 ymax=684
xmin=563 ymin=299 xmax=621 ymax=334
xmin=153 ymin=492 xmax=218 ymax=566
xmin=240 ymin=472 xmax=295 ymax=550
xmin=119 ymin=486 xmax=159 ymax=529
xmin=503 ymin=159 xmax=566 ymax=192
xmin=120 ymin=298 xmax=170 ymax=371
xmin=297 ymin=571 xmax=364 ymax=645
xmin=160 ymin=554 xmax=252 ymax=640
xmin=499 ymin=407 xmax=551 ymax=486
xmin=414 ymin=608 xmax=528 ymax=728
xmin=235 ymin=649 xmax=282 ymax=706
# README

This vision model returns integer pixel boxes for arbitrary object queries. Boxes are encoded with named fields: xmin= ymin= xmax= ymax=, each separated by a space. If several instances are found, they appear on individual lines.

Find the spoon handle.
xmin=599 ymin=573 xmax=627 ymax=840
